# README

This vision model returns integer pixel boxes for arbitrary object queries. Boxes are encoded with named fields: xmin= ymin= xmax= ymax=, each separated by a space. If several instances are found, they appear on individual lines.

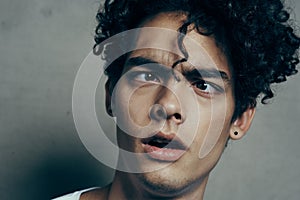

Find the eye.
xmin=133 ymin=72 xmax=160 ymax=83
xmin=191 ymin=79 xmax=222 ymax=96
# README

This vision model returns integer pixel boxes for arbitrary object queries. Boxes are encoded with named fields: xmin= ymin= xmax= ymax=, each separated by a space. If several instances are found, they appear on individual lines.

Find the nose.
xmin=149 ymin=86 xmax=185 ymax=124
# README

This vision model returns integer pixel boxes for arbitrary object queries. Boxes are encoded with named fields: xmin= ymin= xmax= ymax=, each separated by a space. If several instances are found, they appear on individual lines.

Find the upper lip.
xmin=141 ymin=131 xmax=187 ymax=150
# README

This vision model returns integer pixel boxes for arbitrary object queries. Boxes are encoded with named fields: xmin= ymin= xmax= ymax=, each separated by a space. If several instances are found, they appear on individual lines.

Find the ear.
xmin=105 ymin=79 xmax=113 ymax=117
xmin=229 ymin=107 xmax=256 ymax=140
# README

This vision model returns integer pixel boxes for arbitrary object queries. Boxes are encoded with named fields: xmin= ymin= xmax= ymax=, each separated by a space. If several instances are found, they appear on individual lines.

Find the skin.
xmin=81 ymin=12 xmax=255 ymax=200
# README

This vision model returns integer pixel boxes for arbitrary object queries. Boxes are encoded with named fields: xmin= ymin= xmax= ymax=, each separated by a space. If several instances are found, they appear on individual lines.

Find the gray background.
xmin=0 ymin=0 xmax=299 ymax=199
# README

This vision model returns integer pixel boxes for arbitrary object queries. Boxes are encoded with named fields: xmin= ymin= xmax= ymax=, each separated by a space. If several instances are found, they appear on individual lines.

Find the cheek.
xmin=209 ymin=91 xmax=235 ymax=128
xmin=128 ymin=88 xmax=155 ymax=126
xmin=112 ymin=80 xmax=159 ymax=137
xmin=192 ymin=94 xmax=234 ymax=158
xmin=197 ymin=95 xmax=234 ymax=130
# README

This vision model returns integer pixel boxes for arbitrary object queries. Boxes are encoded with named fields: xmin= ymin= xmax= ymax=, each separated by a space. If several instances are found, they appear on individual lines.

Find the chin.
xmin=135 ymin=167 xmax=199 ymax=197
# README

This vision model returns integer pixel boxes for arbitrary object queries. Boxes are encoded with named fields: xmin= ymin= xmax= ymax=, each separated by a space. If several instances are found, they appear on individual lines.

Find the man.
xmin=54 ymin=0 xmax=300 ymax=199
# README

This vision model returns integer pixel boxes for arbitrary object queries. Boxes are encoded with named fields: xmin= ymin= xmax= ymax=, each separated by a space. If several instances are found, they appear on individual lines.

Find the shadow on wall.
xmin=17 ymin=152 xmax=113 ymax=200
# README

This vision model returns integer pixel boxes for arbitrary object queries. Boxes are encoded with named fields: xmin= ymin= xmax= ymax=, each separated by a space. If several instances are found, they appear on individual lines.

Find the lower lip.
xmin=142 ymin=144 xmax=186 ymax=162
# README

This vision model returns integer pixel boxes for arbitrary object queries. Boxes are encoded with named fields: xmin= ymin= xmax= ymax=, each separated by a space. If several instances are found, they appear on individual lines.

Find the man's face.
xmin=107 ymin=12 xmax=237 ymax=193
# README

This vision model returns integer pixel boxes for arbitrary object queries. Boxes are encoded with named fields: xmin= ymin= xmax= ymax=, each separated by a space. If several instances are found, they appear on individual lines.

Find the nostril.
xmin=149 ymin=104 xmax=183 ymax=122
xmin=173 ymin=113 xmax=181 ymax=120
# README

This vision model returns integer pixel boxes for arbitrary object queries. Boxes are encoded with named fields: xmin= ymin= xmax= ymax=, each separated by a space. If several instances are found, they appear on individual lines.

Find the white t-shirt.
xmin=52 ymin=188 xmax=97 ymax=200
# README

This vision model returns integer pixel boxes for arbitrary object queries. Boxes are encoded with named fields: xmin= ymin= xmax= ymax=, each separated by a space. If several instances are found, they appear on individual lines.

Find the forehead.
xmin=128 ymin=12 xmax=231 ymax=78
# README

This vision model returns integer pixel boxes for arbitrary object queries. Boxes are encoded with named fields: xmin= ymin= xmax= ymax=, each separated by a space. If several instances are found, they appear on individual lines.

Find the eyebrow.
xmin=125 ymin=56 xmax=231 ymax=83
xmin=182 ymin=68 xmax=231 ymax=83
xmin=125 ymin=57 xmax=159 ymax=67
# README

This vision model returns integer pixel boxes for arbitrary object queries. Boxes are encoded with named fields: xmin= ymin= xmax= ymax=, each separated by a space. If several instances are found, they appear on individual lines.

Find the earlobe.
xmin=229 ymin=107 xmax=256 ymax=140
xmin=105 ymin=79 xmax=113 ymax=117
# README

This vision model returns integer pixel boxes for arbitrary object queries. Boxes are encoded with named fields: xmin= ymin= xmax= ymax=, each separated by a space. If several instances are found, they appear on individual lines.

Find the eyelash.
xmin=129 ymin=71 xmax=223 ymax=97
xmin=130 ymin=71 xmax=161 ymax=83
xmin=191 ymin=80 xmax=222 ymax=97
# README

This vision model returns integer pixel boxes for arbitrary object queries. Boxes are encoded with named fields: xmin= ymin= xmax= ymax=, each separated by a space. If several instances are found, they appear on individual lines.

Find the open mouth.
xmin=141 ymin=132 xmax=187 ymax=162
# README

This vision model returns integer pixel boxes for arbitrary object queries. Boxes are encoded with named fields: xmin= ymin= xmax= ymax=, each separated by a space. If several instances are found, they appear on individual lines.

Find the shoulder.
xmin=80 ymin=184 xmax=111 ymax=200
xmin=52 ymin=185 xmax=110 ymax=200
xmin=52 ymin=188 xmax=99 ymax=200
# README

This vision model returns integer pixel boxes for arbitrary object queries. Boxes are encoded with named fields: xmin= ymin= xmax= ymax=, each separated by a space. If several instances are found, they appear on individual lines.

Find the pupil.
xmin=145 ymin=73 xmax=153 ymax=81
xmin=197 ymin=81 xmax=207 ymax=90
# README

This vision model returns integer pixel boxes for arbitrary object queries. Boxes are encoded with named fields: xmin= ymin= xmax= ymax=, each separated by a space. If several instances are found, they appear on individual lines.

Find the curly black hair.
xmin=94 ymin=0 xmax=300 ymax=119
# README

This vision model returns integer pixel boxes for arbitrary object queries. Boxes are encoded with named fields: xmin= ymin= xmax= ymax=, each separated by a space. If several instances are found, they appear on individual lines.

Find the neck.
xmin=107 ymin=171 xmax=209 ymax=200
